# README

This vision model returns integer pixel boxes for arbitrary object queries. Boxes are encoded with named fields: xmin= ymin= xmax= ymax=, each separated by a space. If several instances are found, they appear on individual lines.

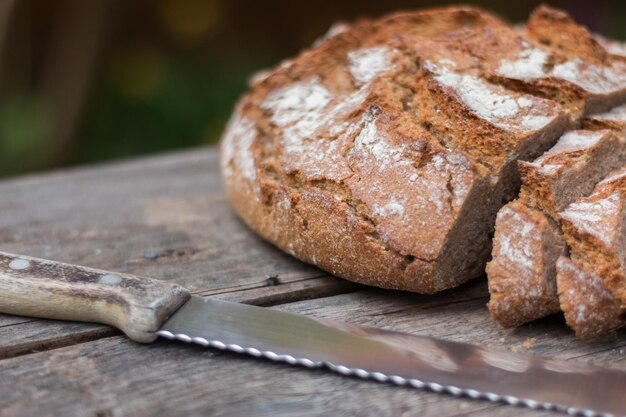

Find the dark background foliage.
xmin=0 ymin=0 xmax=624 ymax=177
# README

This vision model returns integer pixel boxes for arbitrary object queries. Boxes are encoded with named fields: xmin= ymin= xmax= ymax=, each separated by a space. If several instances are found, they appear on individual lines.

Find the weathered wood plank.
xmin=1 ymin=286 xmax=624 ymax=417
xmin=0 ymin=320 xmax=116 ymax=360
xmin=203 ymin=275 xmax=359 ymax=306
xmin=0 ymin=149 xmax=325 ymax=292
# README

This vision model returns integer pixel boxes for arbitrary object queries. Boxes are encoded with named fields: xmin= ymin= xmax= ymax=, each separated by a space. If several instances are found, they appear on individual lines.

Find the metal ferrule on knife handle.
xmin=0 ymin=251 xmax=190 ymax=343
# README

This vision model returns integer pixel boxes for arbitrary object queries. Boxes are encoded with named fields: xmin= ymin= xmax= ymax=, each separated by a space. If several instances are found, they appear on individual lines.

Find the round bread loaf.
xmin=219 ymin=5 xmax=626 ymax=293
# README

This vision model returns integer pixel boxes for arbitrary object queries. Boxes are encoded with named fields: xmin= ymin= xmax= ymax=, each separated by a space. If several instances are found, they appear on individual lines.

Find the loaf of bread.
xmin=221 ymin=5 xmax=626 ymax=297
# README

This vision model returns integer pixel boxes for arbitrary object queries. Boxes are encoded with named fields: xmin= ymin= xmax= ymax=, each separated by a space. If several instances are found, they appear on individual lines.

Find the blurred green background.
xmin=0 ymin=0 xmax=624 ymax=178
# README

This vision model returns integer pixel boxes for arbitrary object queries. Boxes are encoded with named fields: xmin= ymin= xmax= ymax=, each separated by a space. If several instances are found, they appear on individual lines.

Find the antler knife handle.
xmin=0 ymin=251 xmax=190 ymax=343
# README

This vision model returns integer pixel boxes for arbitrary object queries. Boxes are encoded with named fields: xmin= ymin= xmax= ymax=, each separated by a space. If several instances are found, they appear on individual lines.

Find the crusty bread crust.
xmin=560 ymin=167 xmax=626 ymax=307
xmin=556 ymin=256 xmax=625 ymax=340
xmin=221 ymin=5 xmax=626 ymax=295
xmin=584 ymin=103 xmax=626 ymax=131
xmin=522 ymin=6 xmax=626 ymax=115
xmin=519 ymin=129 xmax=626 ymax=219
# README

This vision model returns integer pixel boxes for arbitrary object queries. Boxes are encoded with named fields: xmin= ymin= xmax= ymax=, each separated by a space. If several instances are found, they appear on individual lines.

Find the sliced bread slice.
xmin=519 ymin=129 xmax=626 ymax=219
xmin=556 ymin=256 xmax=625 ymax=339
xmin=487 ymin=201 xmax=566 ymax=327
xmin=559 ymin=167 xmax=626 ymax=309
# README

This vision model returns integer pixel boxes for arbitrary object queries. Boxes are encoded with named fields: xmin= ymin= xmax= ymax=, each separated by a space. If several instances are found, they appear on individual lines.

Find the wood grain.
xmin=0 ymin=147 xmax=624 ymax=417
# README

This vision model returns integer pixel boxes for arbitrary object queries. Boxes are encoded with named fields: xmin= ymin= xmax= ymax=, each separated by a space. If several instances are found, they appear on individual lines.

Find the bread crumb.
xmin=522 ymin=338 xmax=536 ymax=349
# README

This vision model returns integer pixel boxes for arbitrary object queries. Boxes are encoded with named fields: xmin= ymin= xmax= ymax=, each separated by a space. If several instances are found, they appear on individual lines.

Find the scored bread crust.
xmin=221 ymin=5 xmax=626 ymax=294
xmin=520 ymin=6 xmax=626 ymax=116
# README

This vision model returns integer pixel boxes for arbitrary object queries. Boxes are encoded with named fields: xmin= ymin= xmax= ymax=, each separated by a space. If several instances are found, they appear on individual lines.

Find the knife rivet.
xmin=100 ymin=274 xmax=122 ymax=285
xmin=9 ymin=259 xmax=31 ymax=270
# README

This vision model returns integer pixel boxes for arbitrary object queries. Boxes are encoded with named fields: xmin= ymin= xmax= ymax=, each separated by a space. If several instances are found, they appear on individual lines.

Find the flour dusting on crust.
xmin=348 ymin=47 xmax=395 ymax=86
xmin=261 ymin=61 xmax=397 ymax=181
xmin=496 ymin=47 xmax=550 ymax=81
xmin=261 ymin=78 xmax=355 ymax=181
xmin=496 ymin=45 xmax=626 ymax=96
xmin=494 ymin=205 xmax=539 ymax=272
xmin=552 ymin=59 xmax=626 ymax=95
xmin=346 ymin=113 xmax=474 ymax=259
xmin=594 ymin=33 xmax=626 ymax=57
xmin=426 ymin=61 xmax=556 ymax=132
xmin=313 ymin=22 xmax=350 ymax=47
xmin=542 ymin=130 xmax=604 ymax=156
xmin=560 ymin=191 xmax=620 ymax=246
xmin=591 ymin=103 xmax=626 ymax=123
xmin=524 ymin=130 xmax=606 ymax=176
xmin=221 ymin=114 xmax=257 ymax=181
xmin=263 ymin=78 xmax=333 ymax=131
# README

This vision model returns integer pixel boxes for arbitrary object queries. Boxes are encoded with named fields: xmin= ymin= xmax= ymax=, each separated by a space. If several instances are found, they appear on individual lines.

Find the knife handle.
xmin=0 ymin=251 xmax=190 ymax=343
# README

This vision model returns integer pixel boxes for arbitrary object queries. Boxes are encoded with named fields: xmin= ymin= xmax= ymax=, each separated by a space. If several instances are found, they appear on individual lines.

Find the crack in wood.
xmin=0 ymin=328 xmax=119 ymax=360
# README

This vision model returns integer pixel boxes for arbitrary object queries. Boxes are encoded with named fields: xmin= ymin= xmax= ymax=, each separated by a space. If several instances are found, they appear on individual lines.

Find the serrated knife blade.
xmin=157 ymin=296 xmax=626 ymax=417
xmin=0 ymin=251 xmax=624 ymax=417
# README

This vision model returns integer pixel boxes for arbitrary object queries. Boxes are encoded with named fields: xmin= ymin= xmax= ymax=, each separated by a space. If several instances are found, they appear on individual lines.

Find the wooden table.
xmin=0 ymin=147 xmax=624 ymax=417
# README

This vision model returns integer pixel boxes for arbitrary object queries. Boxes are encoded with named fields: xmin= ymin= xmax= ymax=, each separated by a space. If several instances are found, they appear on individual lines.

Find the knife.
xmin=0 ymin=251 xmax=623 ymax=417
